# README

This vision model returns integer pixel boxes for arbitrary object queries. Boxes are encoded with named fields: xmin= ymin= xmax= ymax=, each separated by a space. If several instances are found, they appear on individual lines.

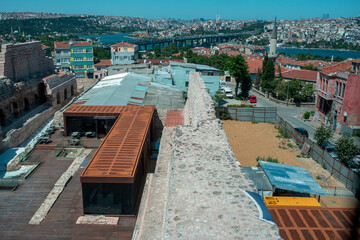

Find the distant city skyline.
xmin=1 ymin=0 xmax=359 ymax=20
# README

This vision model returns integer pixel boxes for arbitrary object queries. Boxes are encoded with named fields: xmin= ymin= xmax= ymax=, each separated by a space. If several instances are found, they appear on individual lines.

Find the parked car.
xmin=249 ymin=95 xmax=257 ymax=103
xmin=294 ymin=127 xmax=309 ymax=137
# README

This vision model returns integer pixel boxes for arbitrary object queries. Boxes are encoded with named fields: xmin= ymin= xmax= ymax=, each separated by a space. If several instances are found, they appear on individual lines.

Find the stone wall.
xmin=184 ymin=72 xmax=218 ymax=126
xmin=0 ymin=41 xmax=54 ymax=81
xmin=0 ymin=106 xmax=55 ymax=152
xmin=134 ymin=72 xmax=280 ymax=239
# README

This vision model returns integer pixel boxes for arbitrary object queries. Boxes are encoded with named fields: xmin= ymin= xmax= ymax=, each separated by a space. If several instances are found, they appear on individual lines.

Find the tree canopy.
xmin=227 ymin=54 xmax=252 ymax=98
xmin=261 ymin=54 xmax=277 ymax=94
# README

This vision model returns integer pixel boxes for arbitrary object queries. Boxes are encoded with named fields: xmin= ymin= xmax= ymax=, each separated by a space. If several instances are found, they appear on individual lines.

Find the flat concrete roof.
xmin=143 ymin=82 xmax=185 ymax=110
xmin=75 ymin=73 xmax=150 ymax=106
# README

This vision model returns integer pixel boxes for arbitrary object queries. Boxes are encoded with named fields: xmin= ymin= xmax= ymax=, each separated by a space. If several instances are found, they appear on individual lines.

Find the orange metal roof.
xmin=80 ymin=105 xmax=154 ymax=183
xmin=63 ymin=105 xmax=126 ymax=117
xmin=268 ymin=206 xmax=360 ymax=240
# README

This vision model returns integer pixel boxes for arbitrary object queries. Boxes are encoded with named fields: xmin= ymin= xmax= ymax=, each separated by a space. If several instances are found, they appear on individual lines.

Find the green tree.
xmin=261 ymin=54 xmax=277 ymax=94
xmin=335 ymin=136 xmax=358 ymax=164
xmin=93 ymin=47 xmax=110 ymax=62
xmin=227 ymin=55 xmax=252 ymax=98
xmin=314 ymin=125 xmax=333 ymax=147
xmin=213 ymin=90 xmax=226 ymax=104
xmin=154 ymin=46 xmax=161 ymax=58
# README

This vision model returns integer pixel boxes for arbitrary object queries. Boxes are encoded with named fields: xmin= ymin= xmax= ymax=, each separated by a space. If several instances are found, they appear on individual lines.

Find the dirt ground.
xmin=221 ymin=120 xmax=353 ymax=192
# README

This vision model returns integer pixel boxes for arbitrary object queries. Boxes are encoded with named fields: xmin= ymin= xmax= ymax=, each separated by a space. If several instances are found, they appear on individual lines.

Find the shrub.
xmin=303 ymin=111 xmax=311 ymax=120
xmin=335 ymin=136 xmax=358 ymax=164
xmin=314 ymin=125 xmax=333 ymax=146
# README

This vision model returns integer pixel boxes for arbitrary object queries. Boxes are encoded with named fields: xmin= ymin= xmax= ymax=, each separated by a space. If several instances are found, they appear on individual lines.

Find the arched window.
xmin=0 ymin=109 xmax=6 ymax=127
xmin=57 ymin=92 xmax=61 ymax=104
xmin=24 ymin=98 xmax=30 ymax=111
xmin=12 ymin=102 xmax=19 ymax=118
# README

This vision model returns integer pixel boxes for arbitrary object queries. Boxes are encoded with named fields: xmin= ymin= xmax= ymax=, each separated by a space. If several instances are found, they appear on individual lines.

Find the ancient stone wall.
xmin=135 ymin=72 xmax=280 ymax=239
xmin=0 ymin=41 xmax=54 ymax=81
xmin=183 ymin=72 xmax=217 ymax=126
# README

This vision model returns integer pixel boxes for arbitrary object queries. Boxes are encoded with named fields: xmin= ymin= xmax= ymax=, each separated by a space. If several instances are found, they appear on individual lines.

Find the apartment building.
xmin=54 ymin=42 xmax=71 ymax=72
xmin=54 ymin=41 xmax=94 ymax=78
xmin=315 ymin=60 xmax=360 ymax=135
xmin=111 ymin=42 xmax=138 ymax=65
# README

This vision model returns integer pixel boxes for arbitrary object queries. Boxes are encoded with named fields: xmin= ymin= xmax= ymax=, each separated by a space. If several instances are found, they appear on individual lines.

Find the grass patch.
xmin=275 ymin=126 xmax=289 ymax=138
xmin=287 ymin=142 xmax=294 ymax=148
xmin=322 ymin=163 xmax=327 ymax=169
xmin=256 ymin=156 xmax=279 ymax=166
xmin=251 ymin=120 xmax=260 ymax=124
xmin=316 ymin=175 xmax=322 ymax=180
xmin=296 ymin=154 xmax=301 ymax=158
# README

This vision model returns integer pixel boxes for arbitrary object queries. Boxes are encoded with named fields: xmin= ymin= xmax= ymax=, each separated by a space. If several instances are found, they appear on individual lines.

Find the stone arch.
xmin=24 ymin=97 xmax=30 ymax=111
xmin=38 ymin=82 xmax=47 ymax=104
xmin=0 ymin=109 xmax=6 ymax=127
xmin=71 ymin=85 xmax=74 ymax=96
xmin=34 ymin=94 xmax=40 ymax=106
xmin=64 ymin=88 xmax=68 ymax=101
xmin=12 ymin=102 xmax=19 ymax=118
xmin=56 ymin=92 xmax=61 ymax=105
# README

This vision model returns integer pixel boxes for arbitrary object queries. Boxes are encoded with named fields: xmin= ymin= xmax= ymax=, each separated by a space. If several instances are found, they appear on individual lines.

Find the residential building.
xmin=111 ymin=42 xmax=138 ymax=65
xmin=54 ymin=41 xmax=94 ymax=78
xmin=94 ymin=59 xmax=112 ymax=80
xmin=315 ymin=59 xmax=360 ymax=135
xmin=70 ymin=42 xmax=94 ymax=78
xmin=54 ymin=41 xmax=71 ymax=72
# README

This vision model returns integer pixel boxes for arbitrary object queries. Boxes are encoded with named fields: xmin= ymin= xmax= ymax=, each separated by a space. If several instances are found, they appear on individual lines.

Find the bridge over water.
xmin=130 ymin=33 xmax=248 ymax=50
xmin=97 ymin=33 xmax=250 ymax=50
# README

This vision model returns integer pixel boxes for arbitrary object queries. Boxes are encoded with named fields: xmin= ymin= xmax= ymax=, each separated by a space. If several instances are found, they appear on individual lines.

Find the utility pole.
xmin=286 ymin=81 xmax=290 ymax=106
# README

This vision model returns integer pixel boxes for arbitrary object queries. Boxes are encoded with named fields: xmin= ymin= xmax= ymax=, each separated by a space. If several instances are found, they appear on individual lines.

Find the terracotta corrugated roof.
xmin=111 ymin=41 xmax=136 ymax=47
xmin=321 ymin=60 xmax=353 ymax=75
xmin=42 ymin=45 xmax=50 ymax=49
xmin=63 ymin=105 xmax=126 ymax=117
xmin=71 ymin=41 xmax=92 ymax=47
xmin=94 ymin=59 xmax=113 ymax=66
xmin=245 ymin=58 xmax=263 ymax=74
xmin=269 ymin=206 xmax=360 ymax=240
xmin=54 ymin=41 xmax=70 ymax=49
xmin=80 ymin=105 xmax=154 ymax=183
xmin=280 ymin=69 xmax=318 ymax=82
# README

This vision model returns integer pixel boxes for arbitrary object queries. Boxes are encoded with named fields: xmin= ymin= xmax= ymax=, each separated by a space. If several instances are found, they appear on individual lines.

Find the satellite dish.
xmin=344 ymin=112 xmax=347 ymax=116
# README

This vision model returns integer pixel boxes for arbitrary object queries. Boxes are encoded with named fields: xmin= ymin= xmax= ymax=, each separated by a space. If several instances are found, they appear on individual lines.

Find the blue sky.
xmin=1 ymin=0 xmax=359 ymax=20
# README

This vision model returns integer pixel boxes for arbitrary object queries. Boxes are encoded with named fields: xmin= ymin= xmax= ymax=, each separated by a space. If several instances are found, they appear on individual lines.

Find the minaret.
xmin=269 ymin=17 xmax=278 ymax=59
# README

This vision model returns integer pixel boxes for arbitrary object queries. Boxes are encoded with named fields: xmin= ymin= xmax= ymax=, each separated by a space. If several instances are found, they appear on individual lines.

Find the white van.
xmin=222 ymin=87 xmax=234 ymax=99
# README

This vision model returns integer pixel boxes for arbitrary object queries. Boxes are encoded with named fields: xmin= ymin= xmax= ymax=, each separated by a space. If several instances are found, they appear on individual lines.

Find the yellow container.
xmin=264 ymin=196 xmax=321 ymax=207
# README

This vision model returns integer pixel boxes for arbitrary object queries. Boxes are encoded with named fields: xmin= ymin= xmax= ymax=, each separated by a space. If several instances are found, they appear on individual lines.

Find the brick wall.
xmin=0 ymin=41 xmax=54 ymax=81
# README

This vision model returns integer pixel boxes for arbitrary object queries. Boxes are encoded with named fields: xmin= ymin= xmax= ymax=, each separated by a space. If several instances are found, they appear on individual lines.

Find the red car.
xmin=249 ymin=95 xmax=257 ymax=103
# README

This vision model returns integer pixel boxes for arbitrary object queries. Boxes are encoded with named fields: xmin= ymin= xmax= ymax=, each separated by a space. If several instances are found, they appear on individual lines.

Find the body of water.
xmin=266 ymin=47 xmax=360 ymax=59
xmin=78 ymin=33 xmax=132 ymax=44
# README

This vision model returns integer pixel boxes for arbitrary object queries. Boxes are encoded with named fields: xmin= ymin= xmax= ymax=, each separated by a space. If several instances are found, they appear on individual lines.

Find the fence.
xmin=216 ymin=107 xmax=277 ymax=123
xmin=275 ymin=114 xmax=360 ymax=198
xmin=216 ymin=106 xmax=360 ymax=198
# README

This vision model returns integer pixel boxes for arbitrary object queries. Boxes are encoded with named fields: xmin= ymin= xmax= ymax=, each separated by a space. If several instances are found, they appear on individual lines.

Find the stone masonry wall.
xmin=0 ymin=42 xmax=54 ymax=81
xmin=135 ymin=72 xmax=280 ymax=239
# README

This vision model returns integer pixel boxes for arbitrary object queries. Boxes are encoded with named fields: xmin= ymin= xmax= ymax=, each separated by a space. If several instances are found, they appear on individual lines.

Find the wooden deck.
xmin=0 ymin=143 xmax=136 ymax=239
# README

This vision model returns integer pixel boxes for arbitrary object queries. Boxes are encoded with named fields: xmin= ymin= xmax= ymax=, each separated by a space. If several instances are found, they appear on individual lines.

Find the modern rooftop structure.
xmin=259 ymin=161 xmax=327 ymax=196
xmin=153 ymin=61 xmax=221 ymax=96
